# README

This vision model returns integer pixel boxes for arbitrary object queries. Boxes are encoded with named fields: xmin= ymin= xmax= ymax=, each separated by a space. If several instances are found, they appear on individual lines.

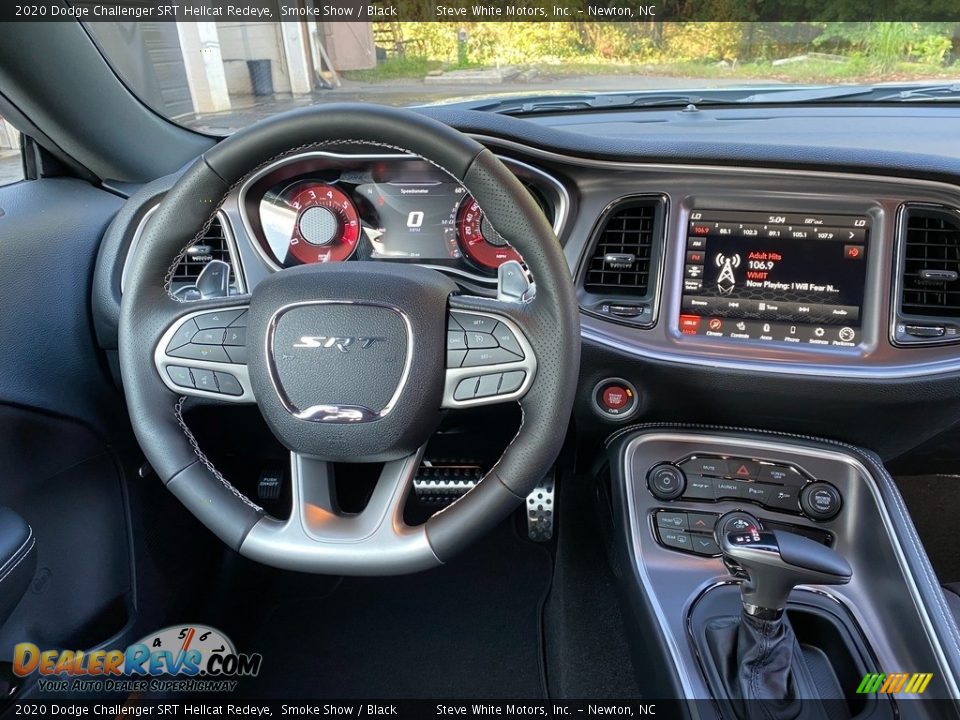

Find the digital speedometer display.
xmin=355 ymin=179 xmax=463 ymax=260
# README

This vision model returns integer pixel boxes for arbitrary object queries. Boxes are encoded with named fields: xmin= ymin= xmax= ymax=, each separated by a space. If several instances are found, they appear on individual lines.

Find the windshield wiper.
xmin=468 ymin=82 xmax=960 ymax=116
xmin=475 ymin=93 xmax=732 ymax=115
xmin=734 ymin=85 xmax=879 ymax=104
xmin=871 ymin=83 xmax=960 ymax=102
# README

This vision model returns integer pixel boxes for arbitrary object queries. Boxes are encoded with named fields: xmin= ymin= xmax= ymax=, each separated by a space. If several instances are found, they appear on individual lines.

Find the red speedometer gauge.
xmin=456 ymin=197 xmax=522 ymax=271
xmin=284 ymin=183 xmax=360 ymax=265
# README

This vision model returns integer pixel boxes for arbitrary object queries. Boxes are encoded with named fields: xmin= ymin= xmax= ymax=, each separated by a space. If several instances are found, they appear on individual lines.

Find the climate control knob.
xmin=647 ymin=463 xmax=686 ymax=501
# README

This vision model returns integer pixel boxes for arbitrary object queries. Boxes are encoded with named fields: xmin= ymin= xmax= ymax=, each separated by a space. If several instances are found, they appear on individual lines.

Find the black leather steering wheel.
xmin=119 ymin=104 xmax=580 ymax=575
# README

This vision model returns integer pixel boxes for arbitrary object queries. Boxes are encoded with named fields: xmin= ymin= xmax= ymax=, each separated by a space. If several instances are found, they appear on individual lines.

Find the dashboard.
xmin=100 ymin=104 xmax=960 ymax=457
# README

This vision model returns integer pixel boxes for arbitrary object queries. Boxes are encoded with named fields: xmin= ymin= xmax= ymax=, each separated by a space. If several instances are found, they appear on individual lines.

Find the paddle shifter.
xmin=720 ymin=526 xmax=852 ymax=619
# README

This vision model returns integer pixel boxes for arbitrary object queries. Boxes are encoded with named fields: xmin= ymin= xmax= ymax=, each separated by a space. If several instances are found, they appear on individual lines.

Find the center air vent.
xmin=580 ymin=196 xmax=666 ymax=327
xmin=893 ymin=204 xmax=960 ymax=345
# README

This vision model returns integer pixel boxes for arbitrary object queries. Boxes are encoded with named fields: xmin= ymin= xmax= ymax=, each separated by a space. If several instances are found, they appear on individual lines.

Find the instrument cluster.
xmin=241 ymin=154 xmax=560 ymax=280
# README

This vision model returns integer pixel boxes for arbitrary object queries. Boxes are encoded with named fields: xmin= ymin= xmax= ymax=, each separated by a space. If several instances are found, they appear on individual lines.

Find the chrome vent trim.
xmin=121 ymin=206 xmax=245 ymax=296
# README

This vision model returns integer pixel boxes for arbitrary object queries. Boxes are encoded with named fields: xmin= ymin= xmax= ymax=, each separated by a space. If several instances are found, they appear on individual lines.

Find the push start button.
xmin=592 ymin=378 xmax=639 ymax=419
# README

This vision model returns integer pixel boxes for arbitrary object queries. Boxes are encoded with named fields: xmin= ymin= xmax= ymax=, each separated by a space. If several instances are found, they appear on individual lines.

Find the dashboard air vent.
xmin=579 ymin=196 xmax=665 ymax=327
xmin=172 ymin=216 xmax=233 ymax=283
xmin=584 ymin=199 xmax=659 ymax=296
xmin=892 ymin=205 xmax=960 ymax=345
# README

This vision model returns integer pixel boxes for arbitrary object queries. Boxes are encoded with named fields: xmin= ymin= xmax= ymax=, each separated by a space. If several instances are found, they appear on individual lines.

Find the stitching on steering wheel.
xmin=173 ymin=396 xmax=263 ymax=512
xmin=164 ymin=139 xmax=472 ymax=301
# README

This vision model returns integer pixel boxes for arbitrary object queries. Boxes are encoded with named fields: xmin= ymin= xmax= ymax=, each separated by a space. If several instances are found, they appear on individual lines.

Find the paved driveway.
xmin=0 ymin=151 xmax=23 ymax=186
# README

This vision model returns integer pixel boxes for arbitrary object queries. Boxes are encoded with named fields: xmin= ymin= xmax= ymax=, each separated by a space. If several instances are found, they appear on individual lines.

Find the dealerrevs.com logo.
xmin=13 ymin=625 xmax=262 ymax=694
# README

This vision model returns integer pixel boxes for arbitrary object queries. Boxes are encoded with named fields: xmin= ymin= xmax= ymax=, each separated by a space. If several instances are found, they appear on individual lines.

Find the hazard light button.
xmin=729 ymin=460 xmax=760 ymax=480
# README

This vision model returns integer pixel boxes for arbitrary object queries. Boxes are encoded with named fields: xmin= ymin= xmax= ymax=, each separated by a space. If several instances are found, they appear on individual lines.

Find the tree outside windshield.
xmin=86 ymin=21 xmax=960 ymax=134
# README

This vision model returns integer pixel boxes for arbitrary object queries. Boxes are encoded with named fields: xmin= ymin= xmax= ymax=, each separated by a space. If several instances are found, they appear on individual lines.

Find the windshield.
xmin=86 ymin=20 xmax=960 ymax=134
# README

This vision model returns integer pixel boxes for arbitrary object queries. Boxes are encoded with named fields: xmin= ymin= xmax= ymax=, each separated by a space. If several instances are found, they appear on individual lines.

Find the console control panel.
xmin=646 ymin=455 xmax=842 ymax=521
xmin=652 ymin=507 xmax=834 ymax=557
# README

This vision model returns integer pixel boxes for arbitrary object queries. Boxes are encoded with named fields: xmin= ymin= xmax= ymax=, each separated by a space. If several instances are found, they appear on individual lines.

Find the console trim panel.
xmin=615 ymin=431 xmax=960 ymax=701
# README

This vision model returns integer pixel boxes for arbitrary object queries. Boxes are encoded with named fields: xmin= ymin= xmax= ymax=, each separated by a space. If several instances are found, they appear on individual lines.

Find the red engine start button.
xmin=602 ymin=385 xmax=632 ymax=410
xmin=594 ymin=379 xmax=639 ymax=419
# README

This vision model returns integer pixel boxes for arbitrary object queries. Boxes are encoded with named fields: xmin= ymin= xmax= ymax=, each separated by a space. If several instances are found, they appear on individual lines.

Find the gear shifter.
xmin=701 ymin=527 xmax=853 ymax=719
xmin=720 ymin=527 xmax=852 ymax=619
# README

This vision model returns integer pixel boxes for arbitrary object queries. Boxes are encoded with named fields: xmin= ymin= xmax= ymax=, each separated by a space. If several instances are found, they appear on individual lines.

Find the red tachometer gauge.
xmin=285 ymin=183 xmax=360 ymax=265
xmin=456 ymin=197 xmax=522 ymax=271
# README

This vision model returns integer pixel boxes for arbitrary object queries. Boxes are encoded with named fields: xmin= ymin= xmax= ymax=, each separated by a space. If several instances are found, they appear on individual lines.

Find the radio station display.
xmin=678 ymin=211 xmax=869 ymax=347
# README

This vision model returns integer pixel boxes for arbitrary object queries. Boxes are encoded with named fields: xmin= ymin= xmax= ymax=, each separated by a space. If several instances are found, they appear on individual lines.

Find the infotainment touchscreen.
xmin=678 ymin=211 xmax=869 ymax=347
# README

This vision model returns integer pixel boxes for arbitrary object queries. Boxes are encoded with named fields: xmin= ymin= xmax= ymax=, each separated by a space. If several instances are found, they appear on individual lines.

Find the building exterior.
xmin=86 ymin=19 xmax=376 ymax=119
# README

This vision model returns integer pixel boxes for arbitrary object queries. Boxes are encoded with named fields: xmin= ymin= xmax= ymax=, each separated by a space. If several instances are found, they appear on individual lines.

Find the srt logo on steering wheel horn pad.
xmin=292 ymin=335 xmax=387 ymax=353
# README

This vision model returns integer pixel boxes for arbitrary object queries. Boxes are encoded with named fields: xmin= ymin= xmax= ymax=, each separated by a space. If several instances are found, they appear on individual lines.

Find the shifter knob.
xmin=720 ymin=528 xmax=852 ymax=619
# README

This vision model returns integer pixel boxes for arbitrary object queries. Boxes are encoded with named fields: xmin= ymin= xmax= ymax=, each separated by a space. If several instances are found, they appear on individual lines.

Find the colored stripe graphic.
xmin=857 ymin=672 xmax=933 ymax=694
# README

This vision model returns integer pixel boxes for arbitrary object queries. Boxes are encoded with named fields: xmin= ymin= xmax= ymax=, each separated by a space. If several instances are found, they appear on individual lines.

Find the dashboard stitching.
xmin=603 ymin=422 xmax=960 ymax=655
xmin=173 ymin=396 xmax=263 ymax=512
xmin=163 ymin=140 xmax=478 ymax=301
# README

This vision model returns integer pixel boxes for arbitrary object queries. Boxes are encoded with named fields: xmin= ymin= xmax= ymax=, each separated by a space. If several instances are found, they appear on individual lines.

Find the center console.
xmin=608 ymin=427 xmax=960 ymax=718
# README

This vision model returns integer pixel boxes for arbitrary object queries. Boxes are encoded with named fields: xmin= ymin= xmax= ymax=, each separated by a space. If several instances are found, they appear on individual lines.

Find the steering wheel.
xmin=119 ymin=105 xmax=580 ymax=575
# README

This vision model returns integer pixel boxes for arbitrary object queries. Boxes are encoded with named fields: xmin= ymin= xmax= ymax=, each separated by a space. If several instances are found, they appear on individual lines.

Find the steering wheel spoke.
xmin=239 ymin=447 xmax=440 ymax=575
xmin=154 ymin=303 xmax=255 ymax=403
xmin=443 ymin=296 xmax=537 ymax=409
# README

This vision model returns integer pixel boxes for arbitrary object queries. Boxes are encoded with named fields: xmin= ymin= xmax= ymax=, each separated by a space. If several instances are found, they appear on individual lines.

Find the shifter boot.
xmin=736 ymin=612 xmax=800 ymax=715
xmin=705 ymin=611 xmax=831 ymax=720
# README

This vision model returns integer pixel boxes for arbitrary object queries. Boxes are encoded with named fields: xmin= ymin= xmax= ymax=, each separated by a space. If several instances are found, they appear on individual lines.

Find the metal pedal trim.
xmin=526 ymin=476 xmax=555 ymax=542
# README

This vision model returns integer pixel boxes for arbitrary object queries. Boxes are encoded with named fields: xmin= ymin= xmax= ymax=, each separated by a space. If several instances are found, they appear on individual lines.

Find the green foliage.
xmin=366 ymin=21 xmax=959 ymax=78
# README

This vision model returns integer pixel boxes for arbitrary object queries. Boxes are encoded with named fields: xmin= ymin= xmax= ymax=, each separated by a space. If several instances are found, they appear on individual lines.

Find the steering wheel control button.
xmin=592 ymin=378 xmax=639 ymax=419
xmin=168 ymin=344 xmax=231 ymax=363
xmin=800 ymin=482 xmax=843 ymax=520
xmin=446 ymin=349 xmax=467 ymax=368
xmin=475 ymin=374 xmax=502 ymax=398
xmin=453 ymin=377 xmax=480 ymax=401
xmin=466 ymin=332 xmax=498 ymax=349
xmin=648 ymin=463 xmax=686 ymax=501
xmin=452 ymin=312 xmax=498 ymax=334
xmin=193 ymin=328 xmax=225 ymax=345
xmin=499 ymin=371 xmax=526 ymax=393
xmin=224 ymin=327 xmax=246 ymax=346
xmin=195 ymin=308 xmax=246 ymax=330
xmin=214 ymin=372 xmax=244 ymax=396
xmin=492 ymin=323 xmax=524 ymax=357
xmin=447 ymin=331 xmax=467 ymax=351
xmin=225 ymin=345 xmax=248 ymax=364
xmin=191 ymin=368 xmax=218 ymax=392
xmin=166 ymin=319 xmax=200 ymax=352
xmin=462 ymin=347 xmax=522 ymax=367
xmin=166 ymin=366 xmax=194 ymax=389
